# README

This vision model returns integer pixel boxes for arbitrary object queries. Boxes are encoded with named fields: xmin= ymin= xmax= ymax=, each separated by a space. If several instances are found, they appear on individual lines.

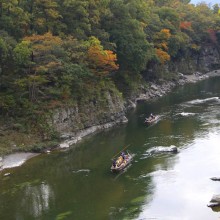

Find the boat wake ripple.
xmin=176 ymin=112 xmax=196 ymax=117
xmin=186 ymin=97 xmax=219 ymax=105
xmin=72 ymin=169 xmax=90 ymax=173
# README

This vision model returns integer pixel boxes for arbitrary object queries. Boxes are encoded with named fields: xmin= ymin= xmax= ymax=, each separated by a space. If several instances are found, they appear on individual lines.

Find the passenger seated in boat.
xmin=116 ymin=156 xmax=123 ymax=166
xmin=121 ymin=151 xmax=125 ymax=160
xmin=121 ymin=159 xmax=127 ymax=167
xmin=112 ymin=160 xmax=116 ymax=168
xmin=150 ymin=113 xmax=155 ymax=120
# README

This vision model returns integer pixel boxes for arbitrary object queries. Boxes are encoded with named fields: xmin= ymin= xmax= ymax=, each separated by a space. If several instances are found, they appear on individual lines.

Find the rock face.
xmin=145 ymin=44 xmax=220 ymax=78
xmin=197 ymin=44 xmax=220 ymax=71
xmin=171 ymin=44 xmax=220 ymax=74
xmin=50 ymin=90 xmax=127 ymax=143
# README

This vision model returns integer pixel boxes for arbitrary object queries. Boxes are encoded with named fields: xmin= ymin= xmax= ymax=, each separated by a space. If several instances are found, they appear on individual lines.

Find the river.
xmin=1 ymin=77 xmax=220 ymax=220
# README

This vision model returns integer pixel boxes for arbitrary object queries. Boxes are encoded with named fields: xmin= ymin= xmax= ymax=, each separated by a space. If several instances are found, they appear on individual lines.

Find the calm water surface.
xmin=1 ymin=77 xmax=220 ymax=220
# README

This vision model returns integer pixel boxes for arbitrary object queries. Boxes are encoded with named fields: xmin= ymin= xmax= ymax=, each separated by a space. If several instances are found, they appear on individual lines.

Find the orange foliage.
xmin=156 ymin=48 xmax=170 ymax=64
xmin=24 ymin=32 xmax=62 ymax=48
xmin=180 ymin=21 xmax=192 ymax=30
xmin=24 ymin=32 xmax=62 ymax=73
xmin=87 ymin=44 xmax=119 ymax=75
xmin=154 ymin=29 xmax=171 ymax=65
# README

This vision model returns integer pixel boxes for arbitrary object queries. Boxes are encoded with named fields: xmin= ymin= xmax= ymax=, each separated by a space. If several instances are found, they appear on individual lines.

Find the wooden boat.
xmin=111 ymin=152 xmax=134 ymax=172
xmin=144 ymin=115 xmax=159 ymax=124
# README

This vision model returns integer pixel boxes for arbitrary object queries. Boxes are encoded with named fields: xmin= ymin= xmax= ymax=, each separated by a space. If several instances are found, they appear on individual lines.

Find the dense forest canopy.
xmin=0 ymin=0 xmax=220 ymax=121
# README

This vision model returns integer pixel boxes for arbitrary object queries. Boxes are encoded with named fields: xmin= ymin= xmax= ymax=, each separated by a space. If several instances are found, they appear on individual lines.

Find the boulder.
xmin=207 ymin=195 xmax=220 ymax=207
xmin=146 ymin=145 xmax=178 ymax=155
xmin=210 ymin=177 xmax=220 ymax=181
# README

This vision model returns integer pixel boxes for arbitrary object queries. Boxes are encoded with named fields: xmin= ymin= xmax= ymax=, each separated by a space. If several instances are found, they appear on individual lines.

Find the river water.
xmin=1 ymin=77 xmax=220 ymax=220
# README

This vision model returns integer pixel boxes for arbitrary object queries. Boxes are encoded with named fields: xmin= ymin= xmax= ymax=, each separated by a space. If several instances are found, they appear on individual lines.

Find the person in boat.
xmin=150 ymin=113 xmax=155 ymax=120
xmin=116 ymin=155 xmax=123 ymax=166
xmin=121 ymin=151 xmax=125 ymax=160
xmin=112 ymin=159 xmax=116 ymax=168
xmin=145 ymin=113 xmax=155 ymax=122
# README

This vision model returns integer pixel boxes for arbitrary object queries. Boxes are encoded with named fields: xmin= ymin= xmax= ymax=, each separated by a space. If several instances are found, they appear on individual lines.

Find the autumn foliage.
xmin=180 ymin=21 xmax=192 ymax=30
xmin=87 ymin=37 xmax=119 ymax=75
xmin=156 ymin=48 xmax=170 ymax=64
xmin=154 ymin=29 xmax=171 ymax=64
xmin=24 ymin=32 xmax=63 ymax=73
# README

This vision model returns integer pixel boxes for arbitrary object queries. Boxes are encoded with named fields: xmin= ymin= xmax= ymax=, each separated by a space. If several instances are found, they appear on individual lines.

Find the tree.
xmin=26 ymin=0 xmax=62 ymax=34
xmin=15 ymin=32 xmax=65 ymax=102
xmin=13 ymin=40 xmax=32 ymax=67
xmin=59 ymin=0 xmax=91 ymax=38
xmin=105 ymin=0 xmax=153 ymax=73
xmin=86 ymin=36 xmax=119 ymax=75
xmin=153 ymin=29 xmax=171 ymax=64
xmin=0 ymin=0 xmax=31 ymax=37
xmin=24 ymin=32 xmax=63 ymax=74
xmin=0 ymin=31 xmax=16 ymax=78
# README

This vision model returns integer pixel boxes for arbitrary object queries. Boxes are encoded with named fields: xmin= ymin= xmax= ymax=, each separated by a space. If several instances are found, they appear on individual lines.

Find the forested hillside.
xmin=0 ymin=0 xmax=220 ymax=154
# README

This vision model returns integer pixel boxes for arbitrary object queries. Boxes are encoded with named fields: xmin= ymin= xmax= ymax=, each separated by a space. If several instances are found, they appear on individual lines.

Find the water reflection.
xmin=21 ymin=183 xmax=54 ymax=218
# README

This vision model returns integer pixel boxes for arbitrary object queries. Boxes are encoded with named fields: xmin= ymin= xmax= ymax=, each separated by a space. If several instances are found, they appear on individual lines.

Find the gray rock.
xmin=146 ymin=145 xmax=178 ymax=155
xmin=210 ymin=177 xmax=220 ymax=181
xmin=150 ymin=84 xmax=158 ymax=90
xmin=208 ymin=195 xmax=220 ymax=207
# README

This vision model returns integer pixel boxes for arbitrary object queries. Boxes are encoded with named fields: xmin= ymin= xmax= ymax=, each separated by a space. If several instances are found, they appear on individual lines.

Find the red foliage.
xmin=180 ymin=21 xmax=192 ymax=30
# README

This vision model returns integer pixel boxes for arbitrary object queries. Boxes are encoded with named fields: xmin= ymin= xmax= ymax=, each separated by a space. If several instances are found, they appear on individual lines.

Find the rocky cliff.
xmin=50 ymin=90 xmax=128 ymax=147
xmin=170 ymin=44 xmax=220 ymax=74
xmin=52 ymin=44 xmax=220 ymax=147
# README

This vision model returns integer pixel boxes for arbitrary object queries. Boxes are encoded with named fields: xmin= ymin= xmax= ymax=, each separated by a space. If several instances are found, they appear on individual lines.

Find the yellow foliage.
xmin=160 ymin=29 xmax=171 ymax=39
xmin=158 ymin=42 xmax=168 ymax=51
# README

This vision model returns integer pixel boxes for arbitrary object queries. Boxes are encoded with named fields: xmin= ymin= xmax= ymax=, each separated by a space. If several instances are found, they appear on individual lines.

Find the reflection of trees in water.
xmin=21 ymin=183 xmax=54 ymax=218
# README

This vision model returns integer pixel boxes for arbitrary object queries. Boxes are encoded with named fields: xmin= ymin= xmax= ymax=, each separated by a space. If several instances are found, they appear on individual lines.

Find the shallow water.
xmin=1 ymin=77 xmax=220 ymax=220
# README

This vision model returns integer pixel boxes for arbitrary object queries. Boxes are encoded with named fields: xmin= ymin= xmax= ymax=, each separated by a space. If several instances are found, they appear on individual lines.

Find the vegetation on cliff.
xmin=0 ymin=0 xmax=220 ymax=154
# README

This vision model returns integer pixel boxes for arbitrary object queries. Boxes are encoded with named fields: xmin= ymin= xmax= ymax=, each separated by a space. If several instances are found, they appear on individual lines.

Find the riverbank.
xmin=132 ymin=69 xmax=220 ymax=105
xmin=0 ymin=70 xmax=220 ymax=171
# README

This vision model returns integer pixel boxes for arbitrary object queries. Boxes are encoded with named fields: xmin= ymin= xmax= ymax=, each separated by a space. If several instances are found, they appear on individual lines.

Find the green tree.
xmin=25 ymin=0 xmax=63 ymax=34
xmin=59 ymin=0 xmax=91 ymax=38
xmin=0 ymin=31 xmax=16 ymax=79
xmin=14 ymin=32 xmax=66 ymax=102
xmin=0 ymin=0 xmax=30 ymax=38
xmin=13 ymin=40 xmax=32 ymax=67
xmin=105 ymin=0 xmax=153 ymax=73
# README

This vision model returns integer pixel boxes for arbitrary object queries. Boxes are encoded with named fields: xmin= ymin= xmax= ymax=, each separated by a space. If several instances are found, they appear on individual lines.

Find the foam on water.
xmin=186 ymin=97 xmax=219 ymax=105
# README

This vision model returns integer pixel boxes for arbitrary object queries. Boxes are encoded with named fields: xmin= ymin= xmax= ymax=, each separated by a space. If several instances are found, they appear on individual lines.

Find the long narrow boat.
xmin=111 ymin=152 xmax=134 ymax=172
